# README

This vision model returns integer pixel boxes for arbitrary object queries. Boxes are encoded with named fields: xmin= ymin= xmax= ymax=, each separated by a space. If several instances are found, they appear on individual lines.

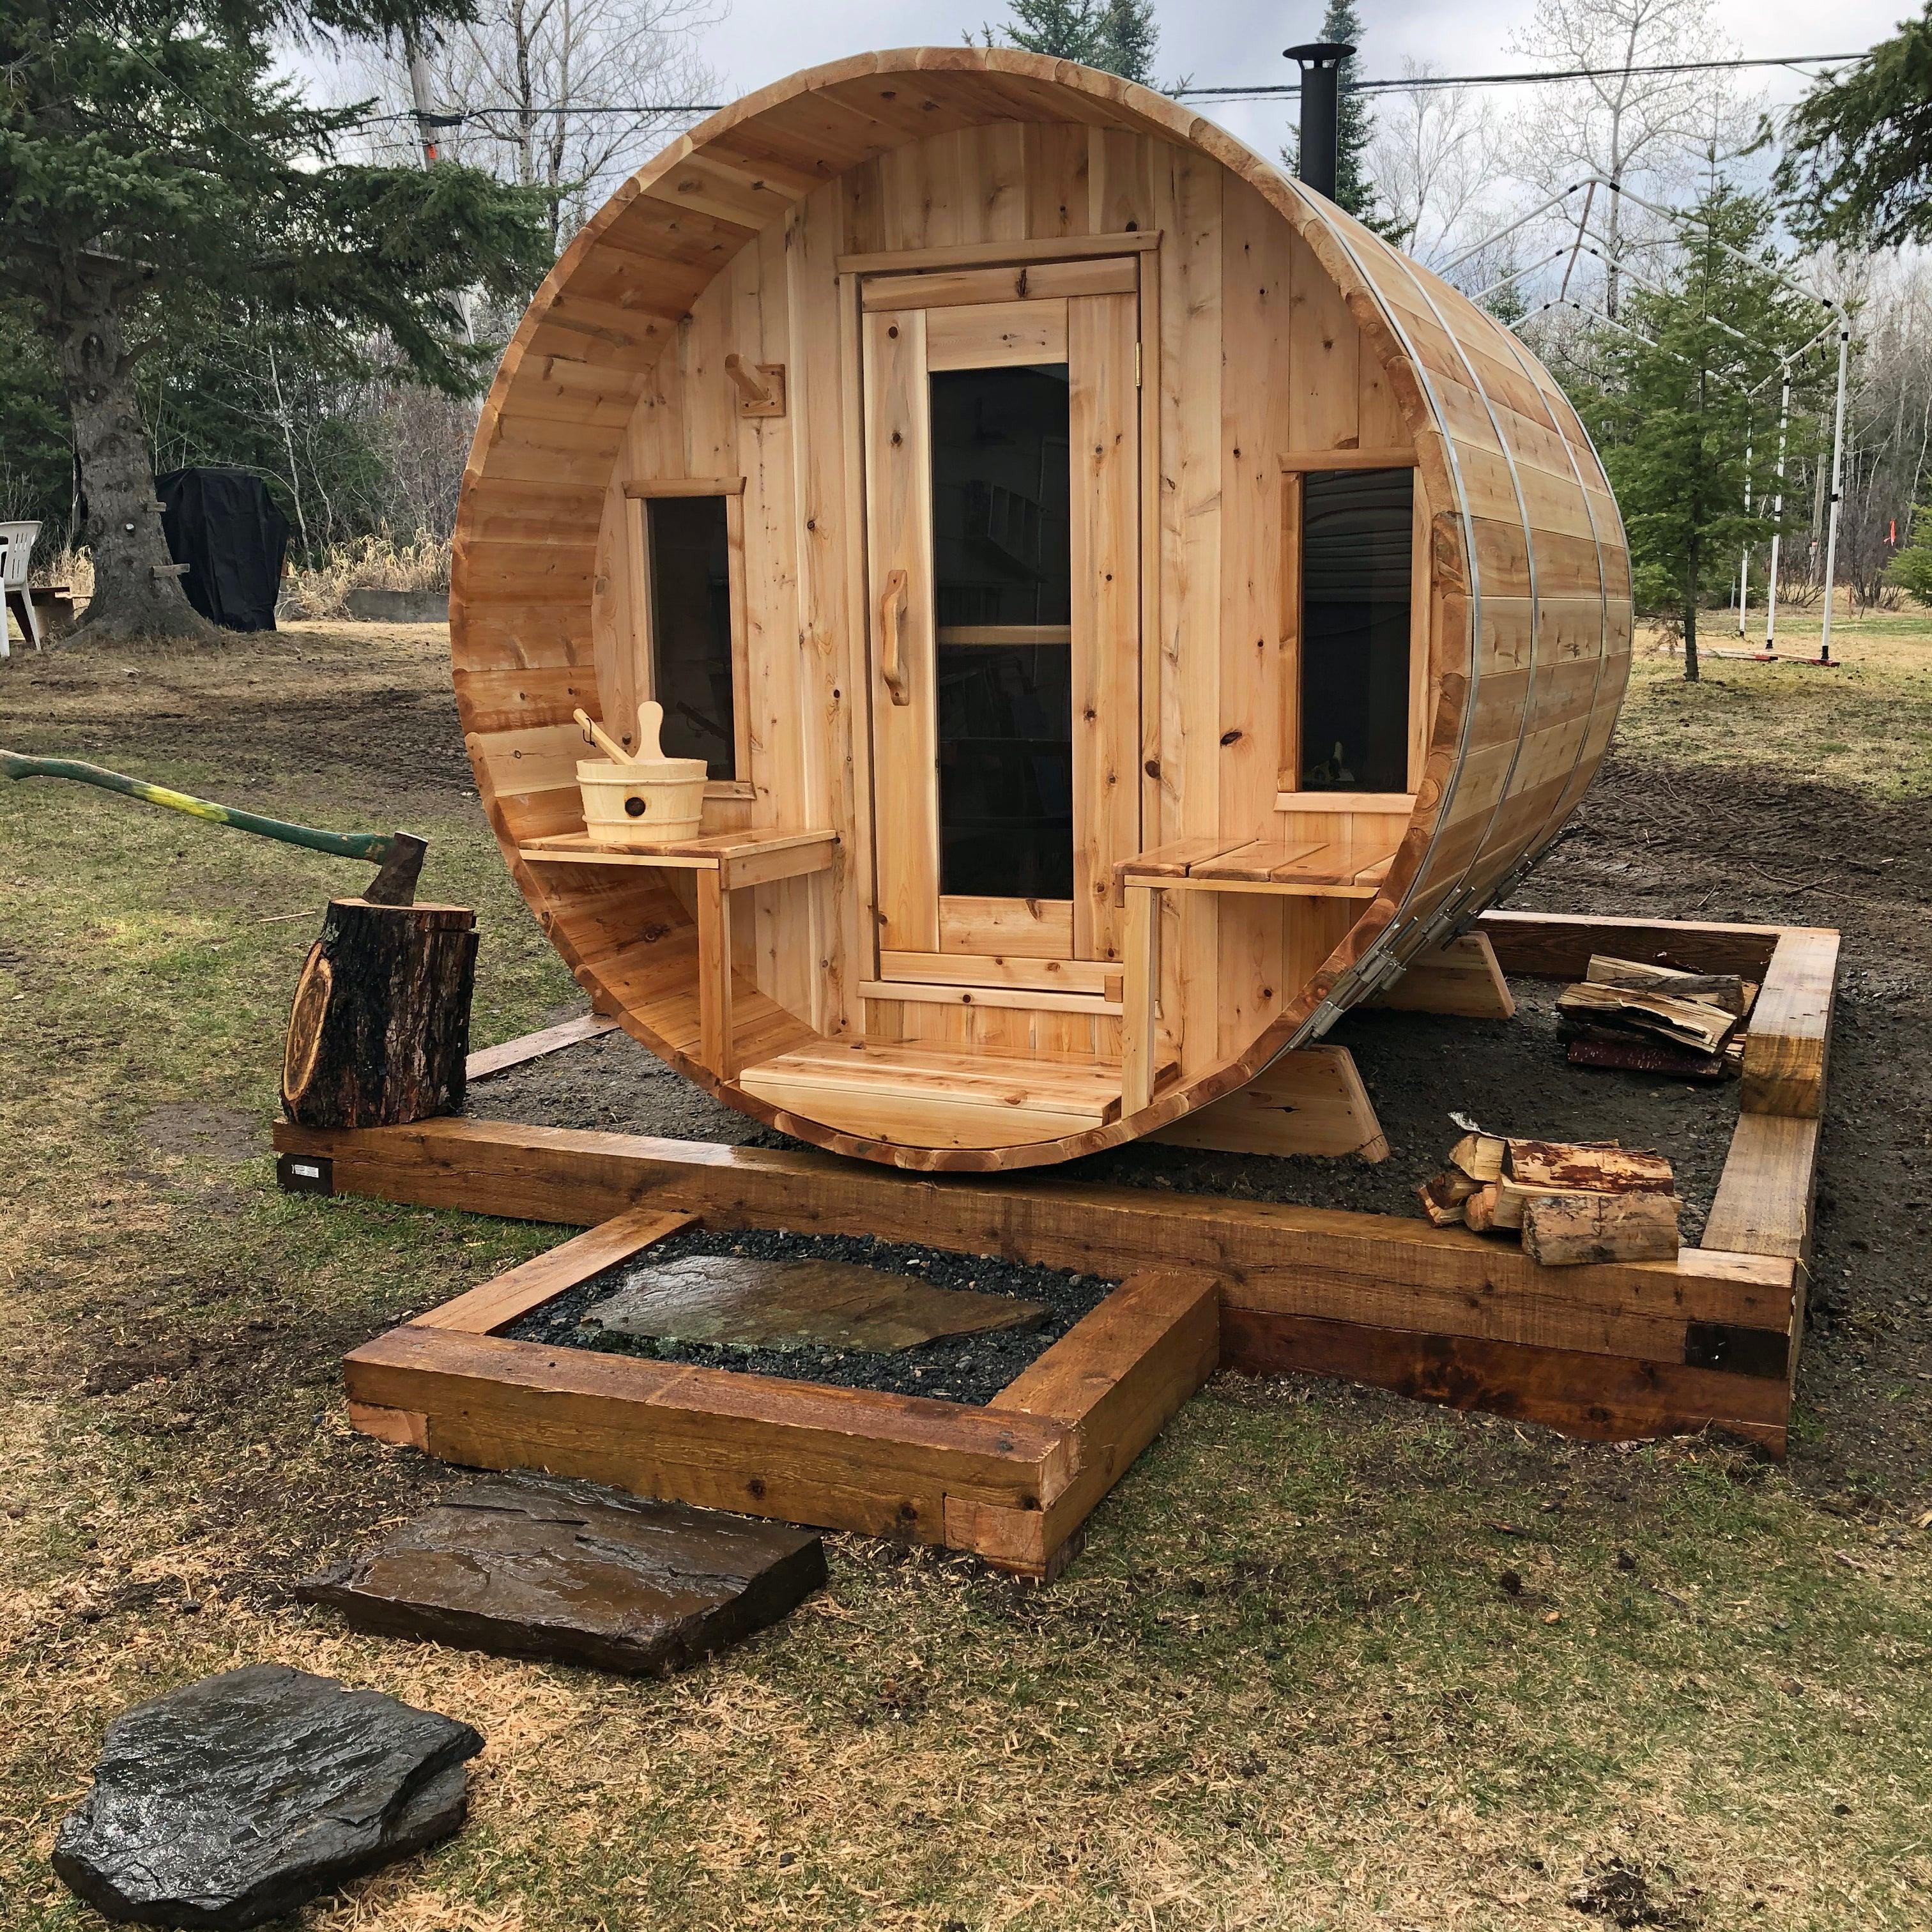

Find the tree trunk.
xmin=52 ymin=266 xmax=219 ymax=647
xmin=1683 ymin=537 xmax=1701 ymax=683
xmin=282 ymin=899 xmax=478 ymax=1129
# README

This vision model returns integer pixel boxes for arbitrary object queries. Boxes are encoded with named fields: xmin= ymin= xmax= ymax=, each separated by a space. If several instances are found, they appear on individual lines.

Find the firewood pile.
xmin=1418 ymin=1131 xmax=1683 ymax=1265
xmin=1559 ymin=954 xmax=1756 ymax=1080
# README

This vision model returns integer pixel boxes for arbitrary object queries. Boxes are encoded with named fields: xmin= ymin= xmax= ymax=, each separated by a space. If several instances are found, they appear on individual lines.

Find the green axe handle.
xmin=1 ymin=750 xmax=425 ymax=904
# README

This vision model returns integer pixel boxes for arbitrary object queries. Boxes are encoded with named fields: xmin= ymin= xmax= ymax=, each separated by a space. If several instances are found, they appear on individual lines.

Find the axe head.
xmin=364 ymin=832 xmax=427 ymax=906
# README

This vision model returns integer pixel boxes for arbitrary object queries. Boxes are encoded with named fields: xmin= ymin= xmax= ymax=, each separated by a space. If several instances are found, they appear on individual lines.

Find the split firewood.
xmin=1521 ymin=1190 xmax=1682 ymax=1266
xmin=1585 ymin=954 xmax=1749 ymax=1016
xmin=1462 ymin=1184 xmax=1502 ymax=1233
xmin=1506 ymin=1140 xmax=1675 ymax=1193
xmin=1418 ymin=1169 xmax=1482 ymax=1226
xmin=1567 ymin=1036 xmax=1730 ymax=1081
xmin=1556 ymin=981 xmax=1737 ymax=1056
xmin=1489 ymin=1178 xmax=1575 ymax=1230
xmin=1447 ymin=1131 xmax=1506 ymax=1183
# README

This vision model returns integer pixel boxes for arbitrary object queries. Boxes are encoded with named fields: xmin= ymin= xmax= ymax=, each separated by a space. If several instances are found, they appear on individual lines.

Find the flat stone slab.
xmin=53 ymin=1663 xmax=482 ymax=1929
xmin=582 ymin=1255 xmax=1048 ymax=1353
xmin=296 ymin=1475 xmax=826 ymax=1676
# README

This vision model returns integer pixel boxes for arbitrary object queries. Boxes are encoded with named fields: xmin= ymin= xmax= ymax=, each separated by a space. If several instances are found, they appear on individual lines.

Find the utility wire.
xmin=1176 ymin=50 xmax=1866 ymax=101
xmin=344 ymin=49 xmax=1868 ymax=130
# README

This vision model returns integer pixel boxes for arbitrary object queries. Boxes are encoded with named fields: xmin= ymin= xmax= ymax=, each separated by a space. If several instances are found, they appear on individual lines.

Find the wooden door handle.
xmin=879 ymin=568 xmax=911 ymax=707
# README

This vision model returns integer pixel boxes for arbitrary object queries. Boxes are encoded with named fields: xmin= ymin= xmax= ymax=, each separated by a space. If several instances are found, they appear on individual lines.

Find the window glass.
xmin=646 ymin=494 xmax=735 ymax=779
xmin=1299 ymin=468 xmax=1413 ymax=792
xmin=928 ymin=363 xmax=1075 ymax=901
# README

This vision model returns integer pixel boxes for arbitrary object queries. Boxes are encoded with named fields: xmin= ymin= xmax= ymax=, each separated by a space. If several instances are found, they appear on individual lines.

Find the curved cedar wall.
xmin=452 ymin=48 xmax=1632 ymax=1170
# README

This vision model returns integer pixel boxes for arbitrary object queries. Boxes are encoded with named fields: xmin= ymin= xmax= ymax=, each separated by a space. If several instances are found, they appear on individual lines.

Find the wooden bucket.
xmin=574 ymin=701 xmax=707 ymax=847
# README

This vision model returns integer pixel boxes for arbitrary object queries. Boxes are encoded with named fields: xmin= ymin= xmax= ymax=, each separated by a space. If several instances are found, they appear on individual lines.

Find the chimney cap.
xmin=1283 ymin=41 xmax=1355 ymax=66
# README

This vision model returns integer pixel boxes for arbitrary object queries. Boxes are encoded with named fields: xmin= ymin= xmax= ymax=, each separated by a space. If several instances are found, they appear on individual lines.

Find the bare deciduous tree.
xmin=1508 ymin=0 xmax=1742 ymax=314
xmin=353 ymin=0 xmax=724 ymax=249
xmin=1368 ymin=65 xmax=1510 ymax=272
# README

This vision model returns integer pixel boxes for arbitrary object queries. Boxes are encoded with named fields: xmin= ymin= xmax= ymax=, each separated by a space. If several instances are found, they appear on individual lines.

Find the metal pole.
xmin=1766 ymin=365 xmax=1790 ymax=650
xmin=1819 ymin=321 xmax=1850 ymax=665
xmin=1738 ymin=419 xmax=1752 ymax=634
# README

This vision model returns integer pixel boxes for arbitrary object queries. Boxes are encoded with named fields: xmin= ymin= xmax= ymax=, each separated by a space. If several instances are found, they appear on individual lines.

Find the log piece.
xmin=1567 ymin=1034 xmax=1731 ymax=1081
xmin=282 ymin=899 xmax=477 ymax=1130
xmin=1418 ymin=1169 xmax=1482 ymax=1226
xmin=1448 ymin=1132 xmax=1506 ymax=1183
xmin=1521 ymin=1191 xmax=1682 ymax=1266
xmin=1585 ymin=954 xmax=1749 ymax=1016
xmin=1556 ymin=981 xmax=1737 ymax=1055
xmin=1462 ymin=1184 xmax=1502 ymax=1234
xmin=1506 ymin=1140 xmax=1674 ymax=1193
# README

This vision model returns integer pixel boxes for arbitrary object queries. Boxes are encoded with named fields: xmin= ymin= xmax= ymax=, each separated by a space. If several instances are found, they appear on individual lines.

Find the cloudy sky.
xmin=678 ymin=0 xmax=1908 ymax=158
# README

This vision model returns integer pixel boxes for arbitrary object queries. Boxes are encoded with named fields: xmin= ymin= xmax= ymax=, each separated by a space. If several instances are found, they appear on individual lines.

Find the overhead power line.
xmin=1174 ymin=50 xmax=1867 ymax=102
xmin=348 ymin=49 xmax=1868 ymax=132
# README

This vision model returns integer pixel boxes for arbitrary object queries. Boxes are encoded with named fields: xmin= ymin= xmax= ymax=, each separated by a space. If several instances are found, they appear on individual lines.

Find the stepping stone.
xmin=53 ymin=1662 xmax=482 ymax=1930
xmin=582 ymin=1254 xmax=1047 ymax=1353
xmin=296 ymin=1474 xmax=826 ymax=1676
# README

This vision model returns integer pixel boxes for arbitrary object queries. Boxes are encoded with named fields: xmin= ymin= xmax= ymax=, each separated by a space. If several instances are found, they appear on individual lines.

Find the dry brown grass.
xmin=287 ymin=533 xmax=452 ymax=618
xmin=1622 ymin=608 xmax=1932 ymax=799
xmin=1 ymin=624 xmax=1928 ymax=1931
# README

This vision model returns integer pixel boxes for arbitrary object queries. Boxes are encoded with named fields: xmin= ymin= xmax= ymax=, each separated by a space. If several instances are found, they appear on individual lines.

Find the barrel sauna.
xmin=453 ymin=48 xmax=1633 ymax=1171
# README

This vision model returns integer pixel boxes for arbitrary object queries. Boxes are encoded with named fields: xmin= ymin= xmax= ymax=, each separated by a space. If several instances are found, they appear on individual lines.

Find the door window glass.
xmin=928 ymin=364 xmax=1075 ymax=900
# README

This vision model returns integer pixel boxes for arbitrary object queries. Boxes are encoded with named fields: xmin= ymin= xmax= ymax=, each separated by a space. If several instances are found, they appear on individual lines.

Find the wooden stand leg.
xmin=282 ymin=898 xmax=477 ymax=1129
xmin=1120 ymin=884 xmax=1158 ymax=1114
xmin=1149 ymin=1044 xmax=1388 ymax=1161
xmin=696 ymin=870 xmax=736 ymax=1080
xmin=1373 ymin=931 xmax=1514 ymax=1019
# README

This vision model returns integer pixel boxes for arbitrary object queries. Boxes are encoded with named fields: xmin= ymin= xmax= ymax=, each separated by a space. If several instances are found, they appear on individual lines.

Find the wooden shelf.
xmin=518 ymin=826 xmax=836 ymax=891
xmin=1116 ymin=834 xmax=1395 ymax=900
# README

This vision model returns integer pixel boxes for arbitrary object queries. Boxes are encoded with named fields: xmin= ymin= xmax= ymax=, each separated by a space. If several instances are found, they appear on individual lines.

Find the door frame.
xmin=852 ymin=250 xmax=1149 ymax=987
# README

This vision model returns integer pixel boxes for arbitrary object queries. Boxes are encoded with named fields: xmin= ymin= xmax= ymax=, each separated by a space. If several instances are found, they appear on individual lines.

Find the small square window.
xmin=645 ymin=494 xmax=740 ymax=781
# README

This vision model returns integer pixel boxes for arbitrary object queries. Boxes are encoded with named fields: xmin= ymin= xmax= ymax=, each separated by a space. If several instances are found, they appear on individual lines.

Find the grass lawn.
xmin=1621 ymin=606 xmax=1932 ymax=799
xmin=0 ymin=618 xmax=1928 ymax=1931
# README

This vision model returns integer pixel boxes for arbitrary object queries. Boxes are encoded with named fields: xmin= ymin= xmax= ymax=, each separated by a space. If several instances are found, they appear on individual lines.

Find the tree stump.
xmin=282 ymin=900 xmax=477 ymax=1130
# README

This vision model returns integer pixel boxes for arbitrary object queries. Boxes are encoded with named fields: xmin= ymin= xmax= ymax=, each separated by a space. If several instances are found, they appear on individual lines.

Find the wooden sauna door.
xmin=861 ymin=266 xmax=1141 ymax=971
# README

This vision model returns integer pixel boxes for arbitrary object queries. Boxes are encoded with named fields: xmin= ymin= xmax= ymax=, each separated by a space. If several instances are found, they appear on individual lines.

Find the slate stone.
xmin=581 ymin=1254 xmax=1048 ymax=1353
xmin=296 ymin=1474 xmax=826 ymax=1676
xmin=52 ymin=1663 xmax=482 ymax=1929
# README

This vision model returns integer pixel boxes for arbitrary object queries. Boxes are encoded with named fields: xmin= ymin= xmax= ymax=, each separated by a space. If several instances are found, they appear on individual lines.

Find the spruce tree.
xmin=1282 ymin=0 xmax=1384 ymax=227
xmin=1575 ymin=184 xmax=1824 ymax=680
xmin=0 ymin=0 xmax=551 ymax=645
xmin=1777 ymin=8 xmax=1932 ymax=248
xmin=982 ymin=0 xmax=1159 ymax=85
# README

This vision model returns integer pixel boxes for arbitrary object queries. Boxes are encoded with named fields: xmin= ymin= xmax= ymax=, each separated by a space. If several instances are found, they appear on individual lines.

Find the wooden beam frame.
xmin=283 ymin=911 xmax=1837 ymax=1577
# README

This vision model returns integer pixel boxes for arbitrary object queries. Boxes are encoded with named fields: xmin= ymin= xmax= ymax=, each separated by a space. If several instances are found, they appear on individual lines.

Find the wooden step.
xmin=739 ymin=1039 xmax=1127 ymax=1151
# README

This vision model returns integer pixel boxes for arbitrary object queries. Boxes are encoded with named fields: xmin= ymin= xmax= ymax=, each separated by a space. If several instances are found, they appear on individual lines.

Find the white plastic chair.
xmin=1 ymin=521 xmax=42 ymax=657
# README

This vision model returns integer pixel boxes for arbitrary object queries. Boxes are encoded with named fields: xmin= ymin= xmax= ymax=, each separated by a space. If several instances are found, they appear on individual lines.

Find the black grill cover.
xmin=157 ymin=468 xmax=291 ymax=633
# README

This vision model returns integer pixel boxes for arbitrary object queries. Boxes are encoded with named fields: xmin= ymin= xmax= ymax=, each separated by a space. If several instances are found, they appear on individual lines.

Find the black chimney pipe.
xmin=1285 ymin=40 xmax=1354 ymax=201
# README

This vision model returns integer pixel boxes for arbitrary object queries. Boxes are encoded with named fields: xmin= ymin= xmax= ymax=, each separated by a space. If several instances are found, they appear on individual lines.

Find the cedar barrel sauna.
xmin=453 ymin=47 xmax=1633 ymax=1172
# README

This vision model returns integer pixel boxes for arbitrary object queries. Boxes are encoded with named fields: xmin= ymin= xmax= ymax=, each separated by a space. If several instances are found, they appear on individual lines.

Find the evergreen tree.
xmin=1886 ymin=507 xmax=1932 ymax=604
xmin=0 ymin=0 xmax=552 ymax=645
xmin=1777 ymin=9 xmax=1932 ymax=249
xmin=1282 ymin=0 xmax=1384 ymax=228
xmin=980 ymin=0 xmax=1159 ymax=85
xmin=1575 ymin=184 xmax=1823 ymax=680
